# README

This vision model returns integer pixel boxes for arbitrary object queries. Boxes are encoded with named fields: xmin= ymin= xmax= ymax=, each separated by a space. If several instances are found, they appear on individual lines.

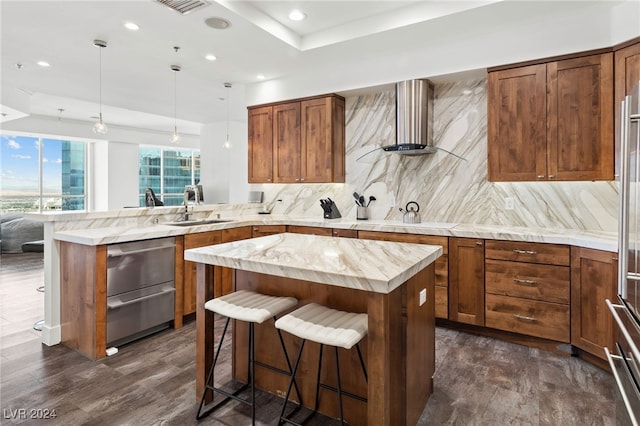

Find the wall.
xmin=256 ymin=78 xmax=618 ymax=232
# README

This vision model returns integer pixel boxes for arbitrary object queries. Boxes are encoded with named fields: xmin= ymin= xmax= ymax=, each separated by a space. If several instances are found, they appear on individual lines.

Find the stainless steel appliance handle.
xmin=604 ymin=347 xmax=640 ymax=426
xmin=107 ymin=287 xmax=176 ymax=309
xmin=619 ymin=96 xmax=631 ymax=298
xmin=108 ymin=245 xmax=175 ymax=258
xmin=606 ymin=299 xmax=640 ymax=366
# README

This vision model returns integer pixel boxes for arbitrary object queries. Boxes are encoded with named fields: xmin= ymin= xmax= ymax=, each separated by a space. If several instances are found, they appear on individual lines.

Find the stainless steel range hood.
xmin=382 ymin=79 xmax=436 ymax=155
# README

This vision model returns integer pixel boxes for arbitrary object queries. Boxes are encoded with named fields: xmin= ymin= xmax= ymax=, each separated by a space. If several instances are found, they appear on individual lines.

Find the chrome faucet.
xmin=183 ymin=185 xmax=200 ymax=221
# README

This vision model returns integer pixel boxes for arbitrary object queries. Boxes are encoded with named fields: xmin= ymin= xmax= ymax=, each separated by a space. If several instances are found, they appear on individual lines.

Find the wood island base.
xmin=196 ymin=263 xmax=436 ymax=426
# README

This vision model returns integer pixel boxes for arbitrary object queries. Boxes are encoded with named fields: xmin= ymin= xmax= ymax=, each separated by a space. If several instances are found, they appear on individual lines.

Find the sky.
xmin=1 ymin=134 xmax=63 ymax=196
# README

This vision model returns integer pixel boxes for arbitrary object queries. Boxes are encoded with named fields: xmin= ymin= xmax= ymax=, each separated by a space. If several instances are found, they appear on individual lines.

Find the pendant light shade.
xmin=170 ymin=64 xmax=181 ymax=144
xmin=223 ymin=82 xmax=232 ymax=149
xmin=93 ymin=39 xmax=108 ymax=134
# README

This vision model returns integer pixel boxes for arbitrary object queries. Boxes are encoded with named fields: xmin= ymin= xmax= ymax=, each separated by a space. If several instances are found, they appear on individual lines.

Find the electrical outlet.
xmin=505 ymin=197 xmax=514 ymax=210
xmin=419 ymin=288 xmax=427 ymax=306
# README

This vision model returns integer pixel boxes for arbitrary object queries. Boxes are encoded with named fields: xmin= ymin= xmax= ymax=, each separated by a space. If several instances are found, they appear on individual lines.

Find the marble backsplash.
xmin=256 ymin=78 xmax=619 ymax=232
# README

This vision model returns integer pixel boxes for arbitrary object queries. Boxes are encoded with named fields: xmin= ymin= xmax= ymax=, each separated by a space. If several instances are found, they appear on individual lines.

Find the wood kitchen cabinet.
xmin=571 ymin=247 xmax=618 ymax=361
xmin=357 ymin=231 xmax=449 ymax=319
xmin=251 ymin=225 xmax=287 ymax=237
xmin=614 ymin=39 xmax=640 ymax=177
xmin=286 ymin=225 xmax=357 ymax=238
xmin=485 ymin=240 xmax=571 ymax=342
xmin=182 ymin=227 xmax=253 ymax=315
xmin=488 ymin=52 xmax=614 ymax=181
xmin=247 ymin=94 xmax=345 ymax=184
xmin=248 ymin=106 xmax=273 ymax=183
xmin=183 ymin=231 xmax=221 ymax=315
xmin=449 ymin=237 xmax=485 ymax=325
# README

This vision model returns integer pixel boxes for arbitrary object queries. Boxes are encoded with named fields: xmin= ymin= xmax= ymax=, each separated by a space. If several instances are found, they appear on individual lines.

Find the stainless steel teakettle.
xmin=402 ymin=201 xmax=421 ymax=224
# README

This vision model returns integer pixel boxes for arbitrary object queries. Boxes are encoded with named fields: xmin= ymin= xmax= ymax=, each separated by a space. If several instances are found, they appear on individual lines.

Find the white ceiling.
xmin=1 ymin=0 xmax=501 ymax=135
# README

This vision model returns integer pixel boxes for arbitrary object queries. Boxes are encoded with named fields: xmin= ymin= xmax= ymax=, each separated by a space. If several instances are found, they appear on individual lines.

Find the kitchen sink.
xmin=165 ymin=219 xmax=232 ymax=226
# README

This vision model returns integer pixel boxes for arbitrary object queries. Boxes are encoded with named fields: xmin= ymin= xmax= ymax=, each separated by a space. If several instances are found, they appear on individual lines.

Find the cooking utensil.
xmin=353 ymin=192 xmax=362 ymax=206
xmin=402 ymin=201 xmax=421 ymax=223
xmin=359 ymin=195 xmax=365 ymax=206
xmin=366 ymin=196 xmax=376 ymax=207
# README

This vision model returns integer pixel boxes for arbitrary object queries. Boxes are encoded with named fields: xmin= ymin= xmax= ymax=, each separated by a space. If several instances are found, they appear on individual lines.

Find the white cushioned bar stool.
xmin=275 ymin=303 xmax=368 ymax=426
xmin=196 ymin=290 xmax=302 ymax=424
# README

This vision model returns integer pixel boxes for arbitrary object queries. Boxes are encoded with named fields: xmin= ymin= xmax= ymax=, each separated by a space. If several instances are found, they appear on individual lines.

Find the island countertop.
xmin=183 ymin=232 xmax=443 ymax=294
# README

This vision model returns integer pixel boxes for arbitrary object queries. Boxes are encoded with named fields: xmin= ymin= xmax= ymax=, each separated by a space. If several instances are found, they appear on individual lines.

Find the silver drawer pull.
xmin=513 ymin=249 xmax=537 ymax=255
xmin=513 ymin=314 xmax=537 ymax=322
xmin=513 ymin=278 xmax=537 ymax=286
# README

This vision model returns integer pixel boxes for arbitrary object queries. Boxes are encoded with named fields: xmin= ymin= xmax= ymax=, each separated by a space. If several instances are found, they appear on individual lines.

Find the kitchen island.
xmin=184 ymin=232 xmax=443 ymax=426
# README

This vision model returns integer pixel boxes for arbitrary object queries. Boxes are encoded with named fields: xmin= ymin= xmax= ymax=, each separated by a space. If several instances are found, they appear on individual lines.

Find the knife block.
xmin=324 ymin=204 xmax=341 ymax=219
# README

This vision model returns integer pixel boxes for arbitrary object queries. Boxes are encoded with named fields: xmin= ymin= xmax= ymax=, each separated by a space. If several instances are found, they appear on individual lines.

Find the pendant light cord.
xmin=225 ymin=84 xmax=229 ymax=140
xmin=174 ymin=70 xmax=177 ymax=130
xmin=98 ymin=46 xmax=102 ymax=117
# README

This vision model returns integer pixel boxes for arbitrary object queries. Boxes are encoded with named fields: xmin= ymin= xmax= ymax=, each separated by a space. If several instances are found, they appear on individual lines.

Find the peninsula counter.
xmin=184 ymin=232 xmax=443 ymax=425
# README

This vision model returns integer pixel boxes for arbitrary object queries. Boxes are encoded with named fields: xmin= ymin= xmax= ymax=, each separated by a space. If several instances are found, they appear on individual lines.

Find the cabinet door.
xmin=449 ymin=237 xmax=485 ymax=326
xmin=252 ymin=225 xmax=287 ymax=237
xmin=273 ymin=102 xmax=301 ymax=183
xmin=300 ymin=97 xmax=345 ymax=183
xmin=218 ymin=227 xmax=253 ymax=297
xmin=287 ymin=225 xmax=333 ymax=236
xmin=488 ymin=64 xmax=547 ymax=182
xmin=570 ymin=247 xmax=618 ymax=360
xmin=184 ymin=231 xmax=222 ymax=315
xmin=248 ymin=106 xmax=273 ymax=183
xmin=547 ymin=53 xmax=613 ymax=181
xmin=615 ymin=42 xmax=640 ymax=178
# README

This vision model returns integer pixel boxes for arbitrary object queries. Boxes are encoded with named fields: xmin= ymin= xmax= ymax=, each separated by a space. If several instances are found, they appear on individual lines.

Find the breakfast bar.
xmin=184 ymin=232 xmax=443 ymax=425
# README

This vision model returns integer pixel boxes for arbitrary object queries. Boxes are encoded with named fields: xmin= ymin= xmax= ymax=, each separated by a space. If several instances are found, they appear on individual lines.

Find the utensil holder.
xmin=357 ymin=206 xmax=369 ymax=220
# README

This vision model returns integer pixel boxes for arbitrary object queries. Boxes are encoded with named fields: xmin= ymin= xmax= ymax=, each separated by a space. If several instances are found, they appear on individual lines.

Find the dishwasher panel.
xmin=107 ymin=237 xmax=175 ymax=296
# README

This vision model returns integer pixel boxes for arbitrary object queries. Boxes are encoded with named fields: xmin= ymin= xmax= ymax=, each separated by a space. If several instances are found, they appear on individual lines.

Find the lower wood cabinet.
xmin=484 ymin=240 xmax=570 ymax=342
xmin=183 ymin=227 xmax=253 ymax=316
xmin=183 ymin=231 xmax=222 ymax=315
xmin=287 ymin=225 xmax=357 ymax=238
xmin=252 ymin=225 xmax=287 ymax=237
xmin=358 ymin=231 xmax=449 ymax=319
xmin=571 ymin=247 xmax=618 ymax=360
xmin=449 ymin=237 xmax=485 ymax=325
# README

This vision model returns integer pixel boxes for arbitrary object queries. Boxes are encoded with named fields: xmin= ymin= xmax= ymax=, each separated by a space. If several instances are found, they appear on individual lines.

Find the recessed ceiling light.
xmin=288 ymin=10 xmax=306 ymax=21
xmin=205 ymin=17 xmax=231 ymax=30
xmin=37 ymin=61 xmax=50 ymax=67
xmin=205 ymin=54 xmax=217 ymax=61
xmin=124 ymin=22 xmax=139 ymax=31
xmin=257 ymin=74 xmax=265 ymax=80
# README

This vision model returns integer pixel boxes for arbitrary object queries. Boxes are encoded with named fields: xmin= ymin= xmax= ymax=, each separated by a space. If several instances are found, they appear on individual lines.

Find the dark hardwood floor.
xmin=0 ymin=252 xmax=628 ymax=425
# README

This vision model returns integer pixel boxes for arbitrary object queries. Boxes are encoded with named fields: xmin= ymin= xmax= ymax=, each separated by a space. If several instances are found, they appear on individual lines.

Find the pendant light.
xmin=170 ymin=64 xmax=181 ymax=144
xmin=92 ymin=39 xmax=108 ymax=134
xmin=223 ymin=82 xmax=232 ymax=149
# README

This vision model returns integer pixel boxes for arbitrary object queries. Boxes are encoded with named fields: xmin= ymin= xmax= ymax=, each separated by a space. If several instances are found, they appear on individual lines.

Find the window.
xmin=138 ymin=146 xmax=200 ymax=206
xmin=1 ymin=134 xmax=86 ymax=212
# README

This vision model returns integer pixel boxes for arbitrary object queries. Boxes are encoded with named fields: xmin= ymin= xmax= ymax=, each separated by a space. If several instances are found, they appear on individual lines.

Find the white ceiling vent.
xmin=155 ymin=0 xmax=210 ymax=15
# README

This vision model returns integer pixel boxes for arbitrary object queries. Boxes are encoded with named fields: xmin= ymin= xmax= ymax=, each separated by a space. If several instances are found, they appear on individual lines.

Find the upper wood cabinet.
xmin=615 ymin=40 xmax=640 ymax=178
xmin=248 ymin=94 xmax=345 ymax=184
xmin=248 ymin=106 xmax=274 ymax=183
xmin=488 ymin=52 xmax=614 ymax=182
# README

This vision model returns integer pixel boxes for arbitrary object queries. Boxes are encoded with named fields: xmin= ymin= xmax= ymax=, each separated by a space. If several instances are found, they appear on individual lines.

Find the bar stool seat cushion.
xmin=204 ymin=290 xmax=297 ymax=324
xmin=275 ymin=303 xmax=367 ymax=349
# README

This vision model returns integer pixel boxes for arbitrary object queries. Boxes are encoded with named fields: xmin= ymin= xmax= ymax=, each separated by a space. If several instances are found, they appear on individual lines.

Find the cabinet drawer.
xmin=184 ymin=231 xmax=222 ymax=249
xmin=485 ymin=240 xmax=570 ymax=266
xmin=485 ymin=259 xmax=570 ymax=304
xmin=485 ymin=294 xmax=569 ymax=342
xmin=358 ymin=231 xmax=448 ymax=254
xmin=252 ymin=225 xmax=287 ymax=237
xmin=332 ymin=228 xmax=357 ymax=238
xmin=287 ymin=225 xmax=333 ymax=236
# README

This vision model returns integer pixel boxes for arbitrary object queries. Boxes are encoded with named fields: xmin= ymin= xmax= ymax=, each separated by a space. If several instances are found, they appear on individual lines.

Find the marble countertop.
xmin=51 ymin=214 xmax=618 ymax=252
xmin=183 ymin=233 xmax=443 ymax=294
